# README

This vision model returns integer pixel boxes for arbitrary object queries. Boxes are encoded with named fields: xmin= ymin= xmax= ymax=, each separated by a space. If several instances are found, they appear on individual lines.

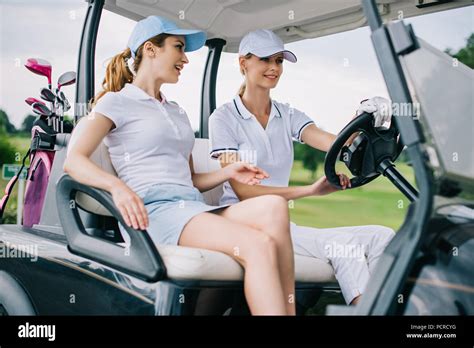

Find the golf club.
xmin=59 ymin=91 xmax=70 ymax=108
xmin=25 ymin=58 xmax=52 ymax=90
xmin=31 ymin=102 xmax=58 ymax=128
xmin=55 ymin=95 xmax=64 ymax=133
xmin=57 ymin=71 xmax=76 ymax=90
xmin=31 ymin=102 xmax=53 ymax=117
xmin=57 ymin=91 xmax=71 ymax=111
xmin=40 ymin=87 xmax=56 ymax=103
xmin=24 ymin=58 xmax=76 ymax=133
xmin=25 ymin=97 xmax=45 ymax=106
xmin=39 ymin=87 xmax=57 ymax=130
xmin=56 ymin=71 xmax=76 ymax=133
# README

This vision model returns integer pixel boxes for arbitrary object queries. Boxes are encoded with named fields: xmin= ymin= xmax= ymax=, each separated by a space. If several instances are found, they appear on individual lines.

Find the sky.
xmin=0 ymin=0 xmax=472 ymax=134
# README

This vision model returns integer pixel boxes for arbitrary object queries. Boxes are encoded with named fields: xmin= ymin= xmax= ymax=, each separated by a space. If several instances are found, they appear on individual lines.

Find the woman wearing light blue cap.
xmin=209 ymin=29 xmax=395 ymax=305
xmin=65 ymin=17 xmax=297 ymax=315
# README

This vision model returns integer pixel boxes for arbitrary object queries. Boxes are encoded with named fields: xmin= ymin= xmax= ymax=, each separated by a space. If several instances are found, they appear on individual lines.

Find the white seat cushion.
xmin=158 ymin=244 xmax=336 ymax=283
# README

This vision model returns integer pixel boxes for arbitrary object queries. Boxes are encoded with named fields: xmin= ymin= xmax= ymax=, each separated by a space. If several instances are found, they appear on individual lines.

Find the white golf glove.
xmin=356 ymin=96 xmax=392 ymax=128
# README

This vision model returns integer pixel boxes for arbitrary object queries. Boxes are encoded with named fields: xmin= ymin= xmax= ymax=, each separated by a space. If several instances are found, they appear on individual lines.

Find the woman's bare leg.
xmin=216 ymin=195 xmax=295 ymax=315
xmin=178 ymin=211 xmax=287 ymax=315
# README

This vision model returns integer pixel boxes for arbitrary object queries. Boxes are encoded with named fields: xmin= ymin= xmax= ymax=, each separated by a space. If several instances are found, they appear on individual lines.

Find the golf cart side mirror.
xmin=56 ymin=174 xmax=166 ymax=282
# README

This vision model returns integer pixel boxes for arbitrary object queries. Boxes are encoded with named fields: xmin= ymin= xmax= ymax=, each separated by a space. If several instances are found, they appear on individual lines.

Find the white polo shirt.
xmin=209 ymin=95 xmax=315 ymax=205
xmin=91 ymin=83 xmax=195 ymax=197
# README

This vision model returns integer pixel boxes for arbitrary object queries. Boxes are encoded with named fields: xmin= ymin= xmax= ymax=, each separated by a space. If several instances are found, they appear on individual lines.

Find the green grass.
xmin=8 ymin=135 xmax=31 ymax=154
xmin=289 ymin=160 xmax=416 ymax=231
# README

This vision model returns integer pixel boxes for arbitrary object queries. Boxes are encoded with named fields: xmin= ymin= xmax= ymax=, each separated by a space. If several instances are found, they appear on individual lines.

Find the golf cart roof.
xmin=104 ymin=0 xmax=471 ymax=52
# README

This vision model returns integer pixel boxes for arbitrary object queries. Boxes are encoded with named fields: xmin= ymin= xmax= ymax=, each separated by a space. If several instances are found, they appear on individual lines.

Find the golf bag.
xmin=0 ymin=117 xmax=57 ymax=226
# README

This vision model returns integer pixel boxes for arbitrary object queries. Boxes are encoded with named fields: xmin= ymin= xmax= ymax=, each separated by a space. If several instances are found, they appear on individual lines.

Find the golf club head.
xmin=57 ymin=71 xmax=76 ymax=89
xmin=32 ymin=108 xmax=44 ymax=117
xmin=58 ymin=90 xmax=71 ymax=111
xmin=25 ymin=97 xmax=44 ymax=106
xmin=40 ymin=87 xmax=56 ymax=103
xmin=25 ymin=58 xmax=52 ymax=86
xmin=32 ymin=102 xmax=52 ymax=117
xmin=64 ymin=101 xmax=71 ymax=112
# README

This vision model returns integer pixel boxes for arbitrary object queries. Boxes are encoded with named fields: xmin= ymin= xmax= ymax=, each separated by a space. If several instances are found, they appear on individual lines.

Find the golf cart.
xmin=0 ymin=0 xmax=472 ymax=316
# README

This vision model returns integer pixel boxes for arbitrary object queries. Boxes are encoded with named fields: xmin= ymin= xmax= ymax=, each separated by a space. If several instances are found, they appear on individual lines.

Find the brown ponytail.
xmin=90 ymin=33 xmax=171 ymax=108
xmin=238 ymin=53 xmax=252 ymax=97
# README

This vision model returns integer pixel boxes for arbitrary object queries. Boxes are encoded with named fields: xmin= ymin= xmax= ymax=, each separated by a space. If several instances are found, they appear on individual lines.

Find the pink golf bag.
xmin=0 ymin=117 xmax=56 ymax=226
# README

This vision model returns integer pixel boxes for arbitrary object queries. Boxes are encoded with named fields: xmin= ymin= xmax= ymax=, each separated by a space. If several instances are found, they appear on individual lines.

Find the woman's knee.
xmin=240 ymin=231 xmax=279 ymax=265
xmin=256 ymin=195 xmax=289 ymax=223
xmin=266 ymin=194 xmax=288 ymax=211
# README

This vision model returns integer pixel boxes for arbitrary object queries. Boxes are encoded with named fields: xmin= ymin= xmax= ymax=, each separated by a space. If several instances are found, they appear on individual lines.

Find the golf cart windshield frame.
xmin=327 ymin=0 xmax=435 ymax=315
xmin=75 ymin=0 xmax=103 ymax=121
xmin=75 ymin=0 xmax=436 ymax=315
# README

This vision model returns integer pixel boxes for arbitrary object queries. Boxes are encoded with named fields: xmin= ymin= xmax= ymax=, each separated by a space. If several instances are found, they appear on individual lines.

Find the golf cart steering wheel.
xmin=324 ymin=112 xmax=404 ymax=189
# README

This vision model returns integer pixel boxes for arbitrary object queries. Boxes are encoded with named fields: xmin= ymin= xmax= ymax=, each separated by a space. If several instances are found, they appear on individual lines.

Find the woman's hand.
xmin=224 ymin=162 xmax=270 ymax=185
xmin=356 ymin=96 xmax=392 ymax=128
xmin=310 ymin=173 xmax=351 ymax=196
xmin=110 ymin=183 xmax=149 ymax=230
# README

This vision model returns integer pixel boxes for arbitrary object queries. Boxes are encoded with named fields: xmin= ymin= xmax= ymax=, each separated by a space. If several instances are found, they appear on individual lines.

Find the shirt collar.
xmin=121 ymin=83 xmax=167 ymax=104
xmin=232 ymin=95 xmax=281 ymax=120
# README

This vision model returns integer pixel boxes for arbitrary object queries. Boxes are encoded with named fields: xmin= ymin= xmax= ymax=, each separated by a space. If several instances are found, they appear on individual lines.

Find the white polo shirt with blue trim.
xmin=91 ymin=83 xmax=195 ymax=197
xmin=209 ymin=95 xmax=315 ymax=205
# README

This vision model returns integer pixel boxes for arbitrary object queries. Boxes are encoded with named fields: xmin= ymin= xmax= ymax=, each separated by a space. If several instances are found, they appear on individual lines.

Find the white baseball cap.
xmin=239 ymin=29 xmax=297 ymax=63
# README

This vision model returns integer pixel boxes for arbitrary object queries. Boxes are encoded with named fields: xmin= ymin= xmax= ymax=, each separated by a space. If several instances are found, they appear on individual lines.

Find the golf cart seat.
xmin=61 ymin=127 xmax=336 ymax=284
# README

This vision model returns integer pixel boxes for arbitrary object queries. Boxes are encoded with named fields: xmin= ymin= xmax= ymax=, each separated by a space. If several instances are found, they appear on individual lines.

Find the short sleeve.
xmin=91 ymin=92 xmax=125 ymax=129
xmin=289 ymin=107 xmax=315 ymax=143
xmin=208 ymin=112 xmax=239 ymax=159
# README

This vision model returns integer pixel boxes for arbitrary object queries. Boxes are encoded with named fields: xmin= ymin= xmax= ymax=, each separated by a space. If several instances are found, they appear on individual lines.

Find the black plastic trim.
xmin=56 ymin=174 xmax=166 ymax=282
xmin=200 ymin=38 xmax=226 ymax=138
xmin=75 ymin=0 xmax=104 ymax=122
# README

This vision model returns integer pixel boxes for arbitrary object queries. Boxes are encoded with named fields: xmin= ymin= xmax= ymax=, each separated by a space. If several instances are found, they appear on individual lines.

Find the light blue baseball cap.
xmin=127 ymin=16 xmax=207 ymax=59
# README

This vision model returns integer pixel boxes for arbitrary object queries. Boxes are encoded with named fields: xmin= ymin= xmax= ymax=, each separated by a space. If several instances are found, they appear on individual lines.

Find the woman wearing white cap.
xmin=209 ymin=29 xmax=395 ymax=305
xmin=64 ymin=17 xmax=297 ymax=315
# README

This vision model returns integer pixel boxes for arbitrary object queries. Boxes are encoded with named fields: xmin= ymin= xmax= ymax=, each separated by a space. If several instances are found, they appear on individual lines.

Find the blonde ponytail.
xmin=238 ymin=82 xmax=246 ymax=97
xmin=237 ymin=53 xmax=252 ymax=97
